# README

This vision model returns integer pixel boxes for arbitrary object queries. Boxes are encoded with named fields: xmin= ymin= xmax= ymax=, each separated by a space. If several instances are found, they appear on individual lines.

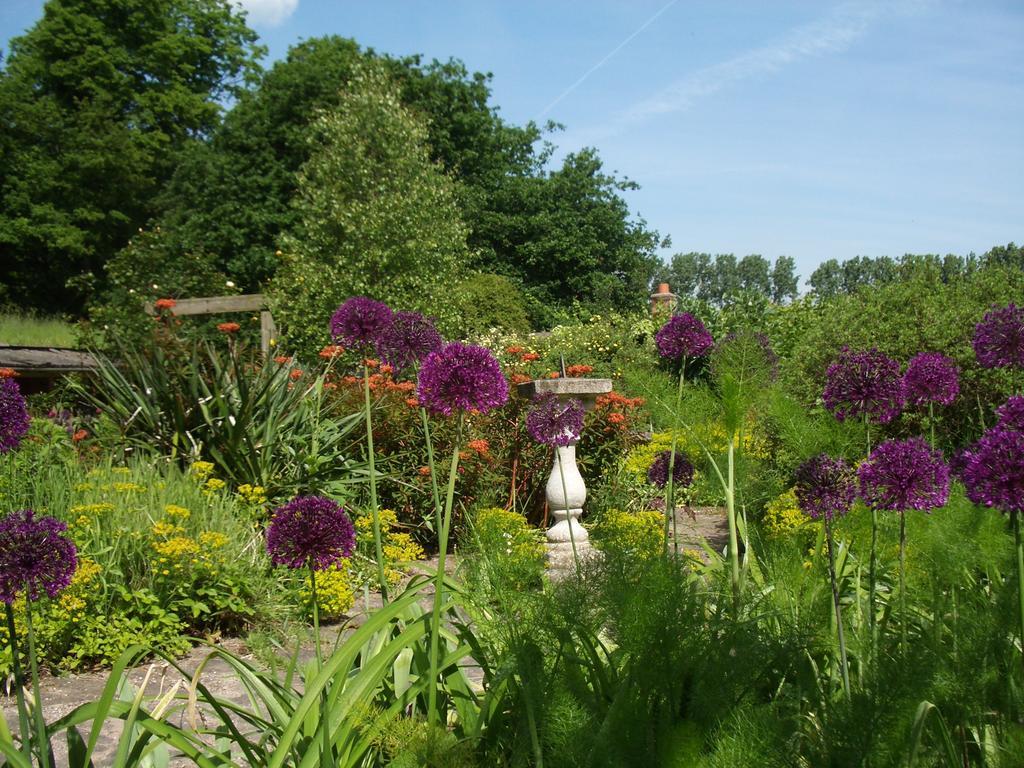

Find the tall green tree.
xmin=270 ymin=62 xmax=470 ymax=357
xmin=737 ymin=254 xmax=771 ymax=296
xmin=0 ymin=0 xmax=263 ymax=312
xmin=770 ymin=255 xmax=799 ymax=303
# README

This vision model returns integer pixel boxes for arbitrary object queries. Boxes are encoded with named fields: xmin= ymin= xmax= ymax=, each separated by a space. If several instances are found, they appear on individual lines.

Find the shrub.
xmin=451 ymin=272 xmax=531 ymax=337
xmin=464 ymin=506 xmax=545 ymax=592
xmin=590 ymin=508 xmax=663 ymax=561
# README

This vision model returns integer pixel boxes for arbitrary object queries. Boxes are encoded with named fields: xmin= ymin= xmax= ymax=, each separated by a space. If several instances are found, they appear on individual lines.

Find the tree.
xmin=0 ymin=0 xmax=263 ymax=313
xmin=770 ymin=256 xmax=799 ymax=303
xmin=269 ymin=62 xmax=470 ymax=358
xmin=809 ymin=259 xmax=842 ymax=299
xmin=710 ymin=254 xmax=740 ymax=305
xmin=737 ymin=254 xmax=771 ymax=296
xmin=663 ymin=252 xmax=712 ymax=299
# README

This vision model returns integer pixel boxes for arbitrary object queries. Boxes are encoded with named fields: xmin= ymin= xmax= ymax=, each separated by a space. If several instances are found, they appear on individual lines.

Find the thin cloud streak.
xmin=536 ymin=0 xmax=682 ymax=121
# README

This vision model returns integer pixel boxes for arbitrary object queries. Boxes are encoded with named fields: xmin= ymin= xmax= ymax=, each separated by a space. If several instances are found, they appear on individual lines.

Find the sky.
xmin=2 ymin=0 xmax=1022 ymax=288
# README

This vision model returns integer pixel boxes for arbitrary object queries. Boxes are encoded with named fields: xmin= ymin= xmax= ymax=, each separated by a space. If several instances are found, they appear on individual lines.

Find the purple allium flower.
xmin=858 ymin=437 xmax=950 ymax=512
xmin=822 ymin=347 xmax=904 ymax=424
xmin=329 ymin=297 xmax=394 ymax=349
xmin=417 ymin=342 xmax=509 ymax=417
xmin=647 ymin=450 xmax=695 ymax=489
xmin=962 ymin=428 xmax=1024 ymax=514
xmin=973 ymin=304 xmax=1024 ymax=369
xmin=0 ymin=377 xmax=30 ymax=454
xmin=794 ymin=454 xmax=857 ymax=521
xmin=0 ymin=510 xmax=77 ymax=604
xmin=655 ymin=313 xmax=714 ymax=361
xmin=526 ymin=394 xmax=585 ymax=447
xmin=996 ymin=396 xmax=1024 ymax=432
xmin=375 ymin=310 xmax=443 ymax=373
xmin=902 ymin=352 xmax=959 ymax=408
xmin=266 ymin=495 xmax=356 ymax=571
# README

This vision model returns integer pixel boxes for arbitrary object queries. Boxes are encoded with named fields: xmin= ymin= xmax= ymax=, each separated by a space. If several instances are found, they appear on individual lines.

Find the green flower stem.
xmin=23 ymin=601 xmax=49 ymax=768
xmin=824 ymin=515 xmax=851 ymax=697
xmin=899 ymin=512 xmax=907 ymax=653
xmin=726 ymin=439 xmax=740 ymax=615
xmin=556 ymin=447 xmax=582 ymax=576
xmin=929 ymin=401 xmax=936 ymax=450
xmin=419 ymin=407 xmax=443 ymax=536
xmin=4 ymin=603 xmax=31 ymax=760
xmin=1014 ymin=510 xmax=1024 ymax=677
xmin=309 ymin=563 xmax=331 ymax=763
xmin=363 ymin=363 xmax=388 ymax=602
xmin=428 ymin=413 xmax=464 ymax=726
xmin=865 ymin=413 xmax=877 ymax=649
xmin=664 ymin=361 xmax=686 ymax=555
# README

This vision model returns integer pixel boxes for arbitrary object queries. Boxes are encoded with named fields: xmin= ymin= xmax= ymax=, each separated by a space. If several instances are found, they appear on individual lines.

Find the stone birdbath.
xmin=517 ymin=377 xmax=613 ymax=578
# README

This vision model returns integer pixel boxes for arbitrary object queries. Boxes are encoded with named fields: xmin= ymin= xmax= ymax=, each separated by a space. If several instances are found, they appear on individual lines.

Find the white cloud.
xmin=233 ymin=0 xmax=298 ymax=27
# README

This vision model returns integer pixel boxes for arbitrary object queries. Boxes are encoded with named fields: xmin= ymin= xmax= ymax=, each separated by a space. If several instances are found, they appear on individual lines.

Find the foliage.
xmin=462 ymin=506 xmax=545 ymax=593
xmin=451 ymin=273 xmax=532 ymax=337
xmin=761 ymin=488 xmax=814 ymax=538
xmin=270 ymin=61 xmax=470 ymax=358
xmin=589 ymin=508 xmax=663 ymax=561
xmin=0 ymin=0 xmax=263 ymax=313
xmin=0 ymin=312 xmax=76 ymax=347
xmin=654 ymin=252 xmax=800 ymax=306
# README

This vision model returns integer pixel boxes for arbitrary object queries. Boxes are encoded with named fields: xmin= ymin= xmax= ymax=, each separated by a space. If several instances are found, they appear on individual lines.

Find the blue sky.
xmin=3 ymin=0 xmax=1022 ymax=288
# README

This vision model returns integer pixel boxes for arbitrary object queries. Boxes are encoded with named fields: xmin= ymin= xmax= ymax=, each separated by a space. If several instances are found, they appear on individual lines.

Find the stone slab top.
xmin=515 ymin=377 xmax=613 ymax=400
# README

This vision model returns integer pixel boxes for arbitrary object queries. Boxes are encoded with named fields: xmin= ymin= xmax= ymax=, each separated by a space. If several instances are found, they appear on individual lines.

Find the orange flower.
xmin=565 ymin=364 xmax=593 ymax=377
xmin=342 ymin=375 xmax=358 ymax=385
xmin=547 ymin=372 xmax=560 ymax=379
xmin=289 ymin=369 xmax=303 ymax=380
xmin=154 ymin=298 xmax=176 ymax=311
xmin=217 ymin=322 xmax=241 ymax=334
xmin=72 ymin=429 xmax=89 ymax=442
xmin=505 ymin=345 xmax=524 ymax=354
xmin=323 ymin=381 xmax=338 ymax=390
xmin=363 ymin=358 xmax=379 ymax=369
xmin=511 ymin=373 xmax=531 ymax=385
xmin=273 ymin=355 xmax=292 ymax=365
xmin=0 ymin=368 xmax=17 ymax=378
xmin=319 ymin=345 xmax=345 ymax=359
xmin=405 ymin=398 xmax=420 ymax=409
xmin=607 ymin=412 xmax=626 ymax=424
xmin=418 ymin=466 xmax=431 ymax=476
xmin=380 ymin=363 xmax=394 ymax=375
xmin=520 ymin=352 xmax=540 ymax=362
xmin=467 ymin=438 xmax=490 ymax=455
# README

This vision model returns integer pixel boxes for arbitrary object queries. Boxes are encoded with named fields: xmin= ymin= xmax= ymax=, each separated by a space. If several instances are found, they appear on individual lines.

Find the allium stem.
xmin=4 ymin=603 xmax=31 ymax=760
xmin=929 ymin=401 xmax=936 ymax=450
xmin=726 ymin=439 xmax=741 ymax=616
xmin=824 ymin=515 xmax=851 ymax=697
xmin=428 ymin=414 xmax=464 ymax=726
xmin=363 ymin=363 xmax=388 ymax=602
xmin=869 ymin=506 xmax=878 ymax=648
xmin=664 ymin=363 xmax=686 ymax=555
xmin=309 ymin=563 xmax=331 ymax=763
xmin=899 ymin=513 xmax=907 ymax=653
xmin=556 ymin=448 xmax=581 ymax=576
xmin=23 ymin=600 xmax=50 ymax=768
xmin=1014 ymin=510 xmax=1024 ymax=678
xmin=419 ymin=407 xmax=443 ymax=536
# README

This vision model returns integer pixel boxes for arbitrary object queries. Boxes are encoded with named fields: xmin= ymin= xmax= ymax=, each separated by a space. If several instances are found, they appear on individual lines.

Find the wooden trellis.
xmin=144 ymin=294 xmax=277 ymax=356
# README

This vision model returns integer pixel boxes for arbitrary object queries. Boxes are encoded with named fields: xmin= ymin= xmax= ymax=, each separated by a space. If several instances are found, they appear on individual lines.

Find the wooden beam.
xmin=260 ymin=310 xmax=277 ymax=357
xmin=144 ymin=294 xmax=267 ymax=316
xmin=0 ymin=345 xmax=98 ymax=374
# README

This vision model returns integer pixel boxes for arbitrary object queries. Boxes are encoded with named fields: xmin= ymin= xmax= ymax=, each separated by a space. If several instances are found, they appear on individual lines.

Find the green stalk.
xmin=4 ymin=604 xmax=31 ymax=760
xmin=824 ymin=515 xmax=851 ymax=697
xmin=556 ymin=446 xmax=582 ymax=576
xmin=419 ymin=407 xmax=443 ymax=536
xmin=363 ymin=363 xmax=388 ymax=602
xmin=726 ymin=439 xmax=740 ymax=615
xmin=928 ymin=401 xmax=936 ymax=450
xmin=1014 ymin=510 xmax=1024 ymax=678
xmin=865 ymin=413 xmax=877 ymax=647
xmin=309 ymin=563 xmax=331 ymax=762
xmin=899 ymin=512 xmax=907 ymax=653
xmin=664 ymin=361 xmax=686 ymax=554
xmin=427 ymin=414 xmax=464 ymax=726
xmin=23 ymin=601 xmax=49 ymax=768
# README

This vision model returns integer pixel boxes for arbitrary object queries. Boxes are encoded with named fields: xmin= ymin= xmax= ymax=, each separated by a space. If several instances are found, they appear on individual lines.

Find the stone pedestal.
xmin=517 ymin=377 xmax=613 ymax=579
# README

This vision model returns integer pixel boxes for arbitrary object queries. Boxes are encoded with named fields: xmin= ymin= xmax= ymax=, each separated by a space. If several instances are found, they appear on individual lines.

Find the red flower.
xmin=547 ymin=372 xmax=560 ymax=379
xmin=607 ymin=412 xmax=626 ymax=424
xmin=154 ymin=298 xmax=176 ymax=311
xmin=363 ymin=358 xmax=379 ymax=369
xmin=467 ymin=438 xmax=490 ymax=455
xmin=273 ymin=355 xmax=292 ymax=365
xmin=72 ymin=429 xmax=89 ymax=442
xmin=289 ymin=369 xmax=303 ymax=380
xmin=511 ymin=373 xmax=531 ymax=385
xmin=405 ymin=398 xmax=420 ymax=409
xmin=217 ymin=322 xmax=241 ymax=334
xmin=505 ymin=346 xmax=524 ymax=354
xmin=319 ymin=345 xmax=345 ymax=359
xmin=0 ymin=369 xmax=17 ymax=379
xmin=520 ymin=352 xmax=540 ymax=362
xmin=565 ymin=364 xmax=594 ymax=377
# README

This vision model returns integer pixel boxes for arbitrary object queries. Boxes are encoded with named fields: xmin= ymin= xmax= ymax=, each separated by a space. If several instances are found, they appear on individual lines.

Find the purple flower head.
xmin=655 ymin=313 xmax=714 ymax=361
xmin=647 ymin=450 xmax=695 ymax=490
xmin=902 ymin=352 xmax=959 ymax=408
xmin=266 ymin=495 xmax=356 ymax=571
xmin=375 ymin=311 xmax=443 ymax=373
xmin=822 ymin=347 xmax=904 ymax=424
xmin=858 ymin=437 xmax=950 ymax=512
xmin=996 ymin=396 xmax=1024 ymax=432
xmin=329 ymin=297 xmax=394 ymax=349
xmin=973 ymin=303 xmax=1024 ymax=369
xmin=794 ymin=454 xmax=857 ymax=521
xmin=526 ymin=394 xmax=585 ymax=447
xmin=1 ymin=377 xmax=30 ymax=454
xmin=962 ymin=427 xmax=1024 ymax=514
xmin=0 ymin=510 xmax=78 ymax=604
xmin=417 ymin=342 xmax=509 ymax=417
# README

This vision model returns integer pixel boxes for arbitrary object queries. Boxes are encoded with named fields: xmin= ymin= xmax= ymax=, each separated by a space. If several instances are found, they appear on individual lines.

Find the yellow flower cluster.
xmin=236 ymin=484 xmax=267 ymax=506
xmin=203 ymin=477 xmax=226 ymax=494
xmin=591 ymin=509 xmax=663 ymax=561
xmin=164 ymin=504 xmax=190 ymax=520
xmin=354 ymin=509 xmax=425 ymax=585
xmin=152 ymin=520 xmax=185 ymax=539
xmin=107 ymin=482 xmax=146 ymax=494
xmin=762 ymin=489 xmax=815 ymax=538
xmin=624 ymin=425 xmax=767 ymax=484
xmin=303 ymin=561 xmax=356 ymax=619
xmin=189 ymin=461 xmax=215 ymax=481
xmin=471 ymin=507 xmax=544 ymax=561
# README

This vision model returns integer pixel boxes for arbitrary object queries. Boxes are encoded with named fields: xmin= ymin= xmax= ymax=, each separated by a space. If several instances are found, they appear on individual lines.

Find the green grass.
xmin=0 ymin=311 xmax=77 ymax=347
